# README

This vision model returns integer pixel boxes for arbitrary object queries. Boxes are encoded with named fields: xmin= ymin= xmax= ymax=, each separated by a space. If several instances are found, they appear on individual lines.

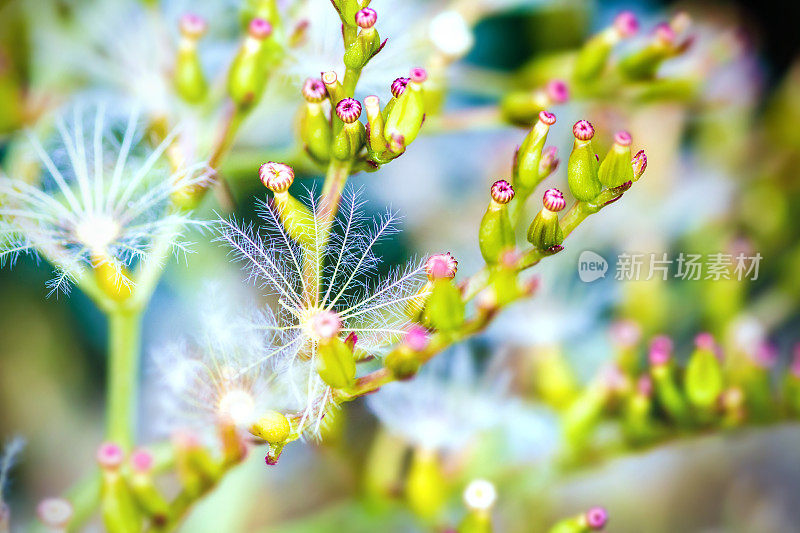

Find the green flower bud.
xmin=129 ymin=450 xmax=170 ymax=521
xmin=406 ymin=448 xmax=447 ymax=522
xmin=384 ymin=68 xmax=427 ymax=147
xmin=175 ymin=14 xmax=209 ymax=103
xmin=322 ymin=70 xmax=346 ymax=106
xmin=513 ymin=110 xmax=556 ymax=197
xmin=364 ymin=95 xmax=388 ymax=154
xmin=343 ymin=9 xmax=382 ymax=69
xmin=228 ymin=18 xmax=274 ymax=109
xmin=479 ymin=180 xmax=516 ymax=264
xmin=500 ymin=80 xmax=569 ymax=127
xmin=531 ymin=346 xmax=579 ymax=410
xmin=250 ymin=411 xmax=291 ymax=444
xmin=97 ymin=443 xmax=144 ymax=533
xmin=299 ymin=78 xmax=332 ymax=164
xmin=623 ymin=376 xmax=655 ymax=444
xmin=649 ymin=339 xmax=691 ymax=426
xmin=562 ymin=384 xmax=606 ymax=452
xmin=574 ymin=12 xmax=638 ymax=82
xmin=424 ymin=278 xmax=465 ymax=331
xmin=618 ymin=24 xmax=678 ymax=80
xmin=567 ymin=120 xmax=602 ymax=202
xmin=332 ymin=98 xmax=366 ymax=160
xmin=685 ymin=333 xmax=724 ymax=413
xmin=385 ymin=347 xmax=421 ymax=380
xmin=527 ymin=188 xmax=566 ymax=252
xmin=598 ymin=131 xmax=635 ymax=188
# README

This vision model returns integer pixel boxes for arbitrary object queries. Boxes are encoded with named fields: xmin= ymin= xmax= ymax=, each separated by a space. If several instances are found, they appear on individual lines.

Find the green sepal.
xmin=685 ymin=347 xmax=724 ymax=411
xmin=598 ymin=143 xmax=634 ymax=188
xmin=385 ymin=347 xmax=421 ymax=379
xmin=479 ymin=203 xmax=515 ymax=264
xmin=527 ymin=210 xmax=564 ymax=251
xmin=573 ymin=30 xmax=616 ymax=82
xmin=489 ymin=265 xmax=520 ymax=307
xmin=567 ymin=139 xmax=602 ymax=202
xmin=101 ymin=470 xmax=143 ymax=533
xmin=514 ymin=121 xmax=551 ymax=197
xmin=622 ymin=392 xmax=655 ymax=444
xmin=343 ymin=28 xmax=381 ymax=69
xmin=406 ymin=449 xmax=447 ymax=522
xmin=175 ymin=46 xmax=208 ymax=104
xmin=384 ymin=79 xmax=425 ymax=146
xmin=332 ymin=120 xmax=366 ymax=160
xmin=300 ymin=103 xmax=332 ymax=164
xmin=129 ymin=474 xmax=170 ymax=521
xmin=651 ymin=364 xmax=691 ymax=426
xmin=424 ymin=279 xmax=465 ymax=331
xmin=316 ymin=337 xmax=356 ymax=389
xmin=274 ymin=192 xmax=315 ymax=246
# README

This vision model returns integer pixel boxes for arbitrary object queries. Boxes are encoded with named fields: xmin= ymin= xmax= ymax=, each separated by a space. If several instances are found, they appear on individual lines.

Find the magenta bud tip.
xmin=180 ymin=13 xmax=208 ymax=39
xmin=649 ymin=335 xmax=673 ymax=365
xmin=490 ymin=180 xmax=514 ymax=204
xmin=259 ymin=162 xmax=295 ymax=193
xmin=546 ymin=80 xmax=569 ymax=104
xmin=585 ymin=506 xmax=609 ymax=530
xmin=130 ymin=449 xmax=154 ymax=473
xmin=302 ymin=77 xmax=327 ymax=103
xmin=390 ymin=77 xmax=409 ymax=98
xmin=542 ymin=188 xmax=566 ymax=212
xmin=355 ymin=7 xmax=377 ymax=29
xmin=614 ymin=11 xmax=639 ymax=37
xmin=409 ymin=67 xmax=428 ymax=84
xmin=96 ymin=442 xmax=124 ymax=469
xmin=573 ymin=120 xmax=595 ymax=141
xmin=426 ymin=252 xmax=458 ymax=280
xmin=614 ymin=130 xmax=632 ymax=147
xmin=405 ymin=324 xmax=430 ymax=352
xmin=637 ymin=375 xmax=653 ymax=396
xmin=538 ymin=110 xmax=556 ymax=126
xmin=249 ymin=18 xmax=273 ymax=40
xmin=336 ymin=98 xmax=362 ymax=123
xmin=655 ymin=22 xmax=675 ymax=44
xmin=694 ymin=332 xmax=715 ymax=351
xmin=754 ymin=342 xmax=778 ymax=368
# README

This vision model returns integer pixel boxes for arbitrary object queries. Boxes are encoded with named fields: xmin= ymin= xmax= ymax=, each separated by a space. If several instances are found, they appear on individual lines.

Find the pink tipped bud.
xmin=490 ymin=180 xmax=514 ymax=204
xmin=546 ymin=80 xmax=569 ymax=104
xmin=538 ymin=110 xmax=556 ymax=126
xmin=404 ymin=324 xmax=430 ymax=352
xmin=655 ymin=23 xmax=675 ymax=45
xmin=355 ymin=7 xmax=377 ymax=29
xmin=248 ymin=18 xmax=273 ymax=40
xmin=409 ymin=67 xmax=427 ymax=83
xmin=610 ymin=319 xmax=642 ymax=348
xmin=649 ymin=335 xmax=673 ymax=366
xmin=614 ymin=11 xmax=639 ymax=37
xmin=310 ymin=310 xmax=342 ymax=340
xmin=542 ymin=188 xmax=566 ymax=212
xmin=753 ymin=342 xmax=778 ymax=369
xmin=302 ymin=77 xmax=327 ymax=103
xmin=637 ymin=375 xmax=653 ymax=396
xmin=96 ymin=442 xmax=124 ymax=469
xmin=614 ymin=130 xmax=632 ymax=147
xmin=37 ymin=498 xmax=73 ymax=529
xmin=573 ymin=120 xmax=595 ymax=141
xmin=179 ymin=13 xmax=208 ymax=39
xmin=539 ymin=146 xmax=559 ymax=175
xmin=391 ymin=77 xmax=409 ymax=98
xmin=694 ymin=332 xmax=716 ymax=351
xmin=336 ymin=98 xmax=362 ymax=123
xmin=425 ymin=252 xmax=458 ymax=280
xmin=130 ymin=449 xmax=154 ymax=473
xmin=585 ymin=506 xmax=608 ymax=530
xmin=345 ymin=332 xmax=358 ymax=350
xmin=632 ymin=149 xmax=647 ymax=179
xmin=259 ymin=162 xmax=295 ymax=193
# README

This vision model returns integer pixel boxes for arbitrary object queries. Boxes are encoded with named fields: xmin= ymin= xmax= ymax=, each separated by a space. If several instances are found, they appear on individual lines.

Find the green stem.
xmin=107 ymin=308 xmax=143 ymax=450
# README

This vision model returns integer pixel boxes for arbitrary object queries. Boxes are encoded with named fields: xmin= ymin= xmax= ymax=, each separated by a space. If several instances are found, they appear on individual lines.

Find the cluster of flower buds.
xmin=175 ymin=13 xmax=209 ymax=103
xmin=558 ymin=330 xmax=800 ymax=452
xmin=228 ymin=17 xmax=280 ymax=109
xmin=298 ymin=67 xmax=430 ymax=168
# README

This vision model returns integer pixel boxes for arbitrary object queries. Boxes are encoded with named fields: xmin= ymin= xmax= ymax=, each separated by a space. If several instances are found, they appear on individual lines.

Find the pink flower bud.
xmin=259 ymin=162 xmax=295 ymax=193
xmin=130 ymin=449 xmax=154 ymax=473
xmin=637 ymin=375 xmax=653 ymax=396
xmin=614 ymin=130 xmax=632 ymax=147
xmin=694 ymin=332 xmax=716 ymax=351
xmin=404 ymin=324 xmax=430 ymax=352
xmin=585 ymin=506 xmax=608 ymax=530
xmin=538 ymin=110 xmax=556 ymax=126
xmin=546 ymin=80 xmax=569 ymax=104
xmin=409 ymin=67 xmax=428 ymax=83
xmin=179 ymin=13 xmax=208 ymax=39
xmin=37 ymin=498 xmax=73 ymax=529
xmin=302 ymin=77 xmax=327 ymax=103
xmin=490 ymin=180 xmax=514 ymax=204
xmin=425 ymin=252 xmax=458 ymax=280
xmin=573 ymin=120 xmax=595 ymax=141
xmin=649 ymin=335 xmax=673 ymax=366
xmin=542 ymin=188 xmax=566 ymax=212
xmin=310 ymin=310 xmax=342 ymax=340
xmin=632 ymin=149 xmax=647 ymax=179
xmin=248 ymin=18 xmax=273 ymax=40
xmin=614 ymin=11 xmax=639 ymax=38
xmin=96 ymin=442 xmax=124 ymax=469
xmin=655 ymin=23 xmax=675 ymax=45
xmin=753 ymin=342 xmax=777 ymax=369
xmin=391 ymin=77 xmax=409 ymax=98
xmin=336 ymin=98 xmax=362 ymax=123
xmin=355 ymin=7 xmax=377 ymax=29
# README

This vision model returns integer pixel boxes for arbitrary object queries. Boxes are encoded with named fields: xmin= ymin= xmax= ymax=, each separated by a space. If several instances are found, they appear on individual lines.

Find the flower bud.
xmin=527 ymin=188 xmax=565 ymax=252
xmin=479 ymin=180 xmax=516 ymax=264
xmin=631 ymin=149 xmax=647 ymax=181
xmin=343 ymin=8 xmax=383 ymax=70
xmin=425 ymin=252 xmax=458 ymax=281
xmin=406 ymin=448 xmax=447 ymax=522
xmin=174 ymin=14 xmax=208 ymax=104
xmin=391 ymin=77 xmax=409 ymax=98
xmin=335 ymin=97 xmax=362 ymax=124
xmin=259 ymin=163 xmax=315 ymax=245
xmin=574 ymin=12 xmax=638 ymax=82
xmin=322 ymin=70 xmax=346 ymax=105
xmin=384 ymin=67 xmax=427 ymax=148
xmin=98 ymin=443 xmax=143 ymax=532
xmin=598 ymin=131 xmax=634 ymax=188
xmin=363 ymin=95 xmax=387 ymax=155
xmin=618 ymin=23 xmax=679 ymax=80
xmin=259 ymin=161 xmax=294 ymax=193
xmin=385 ymin=346 xmax=421 ymax=380
xmin=685 ymin=332 xmax=724 ymax=413
xmin=250 ymin=411 xmax=291 ymax=444
xmin=332 ymin=98 xmax=366 ymax=160
xmin=300 ymin=78 xmax=332 ymax=164
xmin=228 ymin=18 xmax=274 ymax=109
xmin=355 ymin=7 xmax=377 ymax=29
xmin=585 ymin=507 xmax=609 ymax=530
xmin=513 ymin=111 xmax=556 ymax=197
xmin=649 ymin=343 xmax=691 ymax=426
xmin=548 ymin=506 xmax=609 ymax=532
xmin=567 ymin=120 xmax=602 ymax=202
xmin=424 ymin=278 xmax=465 ymax=331
xmin=97 ymin=442 xmax=125 ymax=470
xmin=128 ymin=449 xmax=170 ymax=521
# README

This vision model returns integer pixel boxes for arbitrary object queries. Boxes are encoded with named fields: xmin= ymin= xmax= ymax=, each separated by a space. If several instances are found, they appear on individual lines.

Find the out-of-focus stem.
xmin=107 ymin=308 xmax=143 ymax=449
